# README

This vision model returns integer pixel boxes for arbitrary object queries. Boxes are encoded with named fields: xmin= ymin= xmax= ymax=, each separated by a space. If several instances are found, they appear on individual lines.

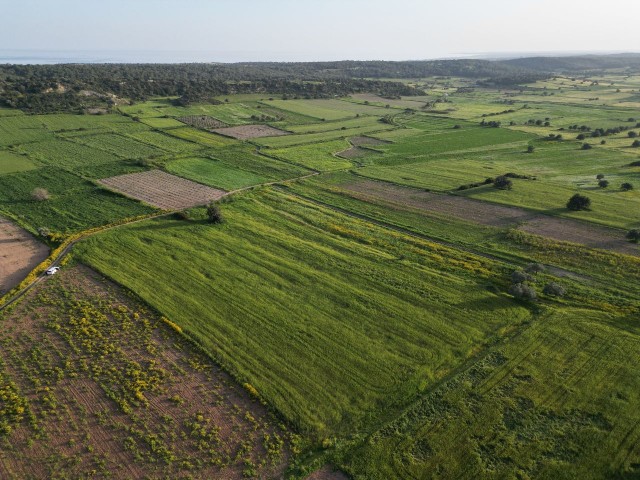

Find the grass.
xmin=76 ymin=188 xmax=531 ymax=439
xmin=253 ymin=123 xmax=396 ymax=148
xmin=165 ymin=126 xmax=235 ymax=148
xmin=0 ymin=167 xmax=156 ymax=235
xmin=165 ymin=157 xmax=270 ymax=190
xmin=267 ymin=140 xmax=354 ymax=171
xmin=17 ymin=138 xmax=120 ymax=173
xmin=263 ymin=99 xmax=391 ymax=120
xmin=344 ymin=308 xmax=640 ymax=479
xmin=0 ymin=151 xmax=38 ymax=175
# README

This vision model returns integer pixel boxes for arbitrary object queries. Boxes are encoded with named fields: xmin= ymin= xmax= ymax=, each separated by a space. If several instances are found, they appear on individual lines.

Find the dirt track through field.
xmin=341 ymin=179 xmax=639 ymax=256
xmin=0 ymin=217 xmax=49 ymax=294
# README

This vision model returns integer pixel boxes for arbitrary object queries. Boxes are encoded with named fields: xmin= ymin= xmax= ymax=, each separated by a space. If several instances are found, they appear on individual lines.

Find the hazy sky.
xmin=2 ymin=0 xmax=639 ymax=61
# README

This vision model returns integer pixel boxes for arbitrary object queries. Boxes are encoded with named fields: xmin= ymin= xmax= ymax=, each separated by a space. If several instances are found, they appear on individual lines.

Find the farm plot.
xmin=76 ymin=188 xmax=531 ymax=439
xmin=268 ymin=140 xmax=353 ymax=171
xmin=166 ymin=157 xmax=270 ymax=191
xmin=178 ymin=115 xmax=228 ymax=130
xmin=139 ymin=117 xmax=185 ymax=129
xmin=264 ymin=99 xmax=391 ymax=120
xmin=17 ymin=138 xmax=121 ymax=172
xmin=166 ymin=126 xmax=235 ymax=148
xmin=0 ymin=151 xmax=38 ymax=175
xmin=349 ymin=136 xmax=389 ymax=147
xmin=0 ymin=265 xmax=292 ymax=479
xmin=336 ymin=146 xmax=380 ymax=161
xmin=123 ymin=130 xmax=205 ymax=153
xmin=254 ymin=123 xmax=397 ymax=148
xmin=0 ymin=216 xmax=49 ymax=295
xmin=339 ymin=178 xmax=639 ymax=255
xmin=72 ymin=133 xmax=165 ymax=159
xmin=213 ymin=124 xmax=290 ymax=140
xmin=0 ymin=116 xmax=54 ymax=147
xmin=99 ymin=170 xmax=226 ymax=210
xmin=0 ymin=167 xmax=156 ymax=235
xmin=344 ymin=309 xmax=640 ymax=479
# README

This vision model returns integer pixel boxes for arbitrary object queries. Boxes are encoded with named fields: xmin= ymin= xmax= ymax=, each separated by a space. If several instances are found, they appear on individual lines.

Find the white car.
xmin=45 ymin=266 xmax=60 ymax=275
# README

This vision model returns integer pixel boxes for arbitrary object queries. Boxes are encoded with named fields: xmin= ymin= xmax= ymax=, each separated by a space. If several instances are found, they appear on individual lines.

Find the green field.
xmin=165 ymin=157 xmax=270 ymax=190
xmin=0 ymin=150 xmax=38 ymax=175
xmin=3 ymin=74 xmax=640 ymax=478
xmin=268 ymin=140 xmax=354 ymax=171
xmin=345 ymin=309 xmax=640 ymax=479
xmin=0 ymin=167 xmax=156 ymax=234
xmin=76 ymin=189 xmax=531 ymax=438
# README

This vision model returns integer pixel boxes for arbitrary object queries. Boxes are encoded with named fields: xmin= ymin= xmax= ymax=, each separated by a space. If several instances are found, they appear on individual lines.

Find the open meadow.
xmin=1 ymin=72 xmax=640 ymax=478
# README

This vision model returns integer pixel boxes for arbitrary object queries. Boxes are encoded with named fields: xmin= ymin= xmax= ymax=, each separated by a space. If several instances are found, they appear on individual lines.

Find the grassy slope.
xmin=76 ymin=189 xmax=531 ymax=439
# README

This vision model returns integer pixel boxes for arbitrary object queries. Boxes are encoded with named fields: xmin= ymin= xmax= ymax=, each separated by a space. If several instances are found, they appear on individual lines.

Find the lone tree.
xmin=543 ymin=282 xmax=567 ymax=297
xmin=627 ymin=229 xmax=640 ymax=243
xmin=567 ymin=193 xmax=591 ymax=211
xmin=31 ymin=188 xmax=50 ymax=201
xmin=527 ymin=145 xmax=535 ymax=153
xmin=598 ymin=179 xmax=609 ymax=188
xmin=511 ymin=270 xmax=534 ymax=284
xmin=206 ymin=202 xmax=223 ymax=224
xmin=581 ymin=143 xmax=593 ymax=150
xmin=621 ymin=182 xmax=634 ymax=191
xmin=596 ymin=173 xmax=605 ymax=180
xmin=525 ymin=262 xmax=545 ymax=274
xmin=633 ymin=140 xmax=640 ymax=148
xmin=493 ymin=175 xmax=513 ymax=190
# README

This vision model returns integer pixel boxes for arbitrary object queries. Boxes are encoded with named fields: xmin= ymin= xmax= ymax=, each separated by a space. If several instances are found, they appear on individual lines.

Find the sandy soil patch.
xmin=340 ymin=178 xmax=638 ymax=256
xmin=0 ymin=217 xmax=49 ymax=294
xmin=99 ymin=170 xmax=226 ymax=210
xmin=306 ymin=465 xmax=350 ymax=480
xmin=0 ymin=265 xmax=291 ymax=479
xmin=213 ymin=124 xmax=290 ymax=140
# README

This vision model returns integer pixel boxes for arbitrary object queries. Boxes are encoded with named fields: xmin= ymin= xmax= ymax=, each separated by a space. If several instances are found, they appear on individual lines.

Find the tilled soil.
xmin=0 ymin=216 xmax=49 ymax=294
xmin=340 ymin=179 xmax=638 ymax=256
xmin=99 ymin=170 xmax=226 ymax=210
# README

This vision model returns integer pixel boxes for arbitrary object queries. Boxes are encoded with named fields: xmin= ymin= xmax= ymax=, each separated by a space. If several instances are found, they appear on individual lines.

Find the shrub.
xmin=596 ymin=173 xmax=605 ymax=180
xmin=566 ymin=193 xmax=591 ymax=211
xmin=206 ymin=203 xmax=223 ymax=224
xmin=31 ymin=188 xmax=50 ymax=201
xmin=527 ymin=145 xmax=535 ymax=153
xmin=581 ymin=143 xmax=592 ymax=150
xmin=633 ymin=140 xmax=640 ymax=148
xmin=627 ymin=229 xmax=640 ymax=243
xmin=525 ymin=263 xmax=545 ymax=274
xmin=493 ymin=175 xmax=513 ymax=190
xmin=511 ymin=270 xmax=534 ymax=284
xmin=628 ymin=131 xmax=638 ymax=138
xmin=598 ymin=179 xmax=609 ymax=188
xmin=543 ymin=282 xmax=566 ymax=297
xmin=576 ymin=133 xmax=585 ymax=140
xmin=173 ymin=211 xmax=190 ymax=221
xmin=621 ymin=182 xmax=634 ymax=191
xmin=508 ymin=283 xmax=537 ymax=301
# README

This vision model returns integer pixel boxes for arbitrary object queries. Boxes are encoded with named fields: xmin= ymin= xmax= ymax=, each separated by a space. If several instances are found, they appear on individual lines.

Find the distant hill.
xmin=501 ymin=53 xmax=640 ymax=73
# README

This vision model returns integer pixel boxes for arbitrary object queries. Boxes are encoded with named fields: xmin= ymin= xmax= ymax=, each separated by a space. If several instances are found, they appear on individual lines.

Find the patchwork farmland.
xmin=1 ymin=69 xmax=639 ymax=480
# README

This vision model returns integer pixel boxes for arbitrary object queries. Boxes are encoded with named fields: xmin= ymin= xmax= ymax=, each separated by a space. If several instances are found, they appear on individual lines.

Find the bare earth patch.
xmin=178 ymin=115 xmax=228 ymax=130
xmin=99 ymin=170 xmax=226 ymax=210
xmin=0 ymin=265 xmax=292 ymax=479
xmin=306 ymin=465 xmax=350 ymax=480
xmin=340 ymin=178 xmax=638 ymax=256
xmin=349 ymin=136 xmax=389 ymax=147
xmin=0 ymin=217 xmax=49 ymax=294
xmin=213 ymin=124 xmax=290 ymax=140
